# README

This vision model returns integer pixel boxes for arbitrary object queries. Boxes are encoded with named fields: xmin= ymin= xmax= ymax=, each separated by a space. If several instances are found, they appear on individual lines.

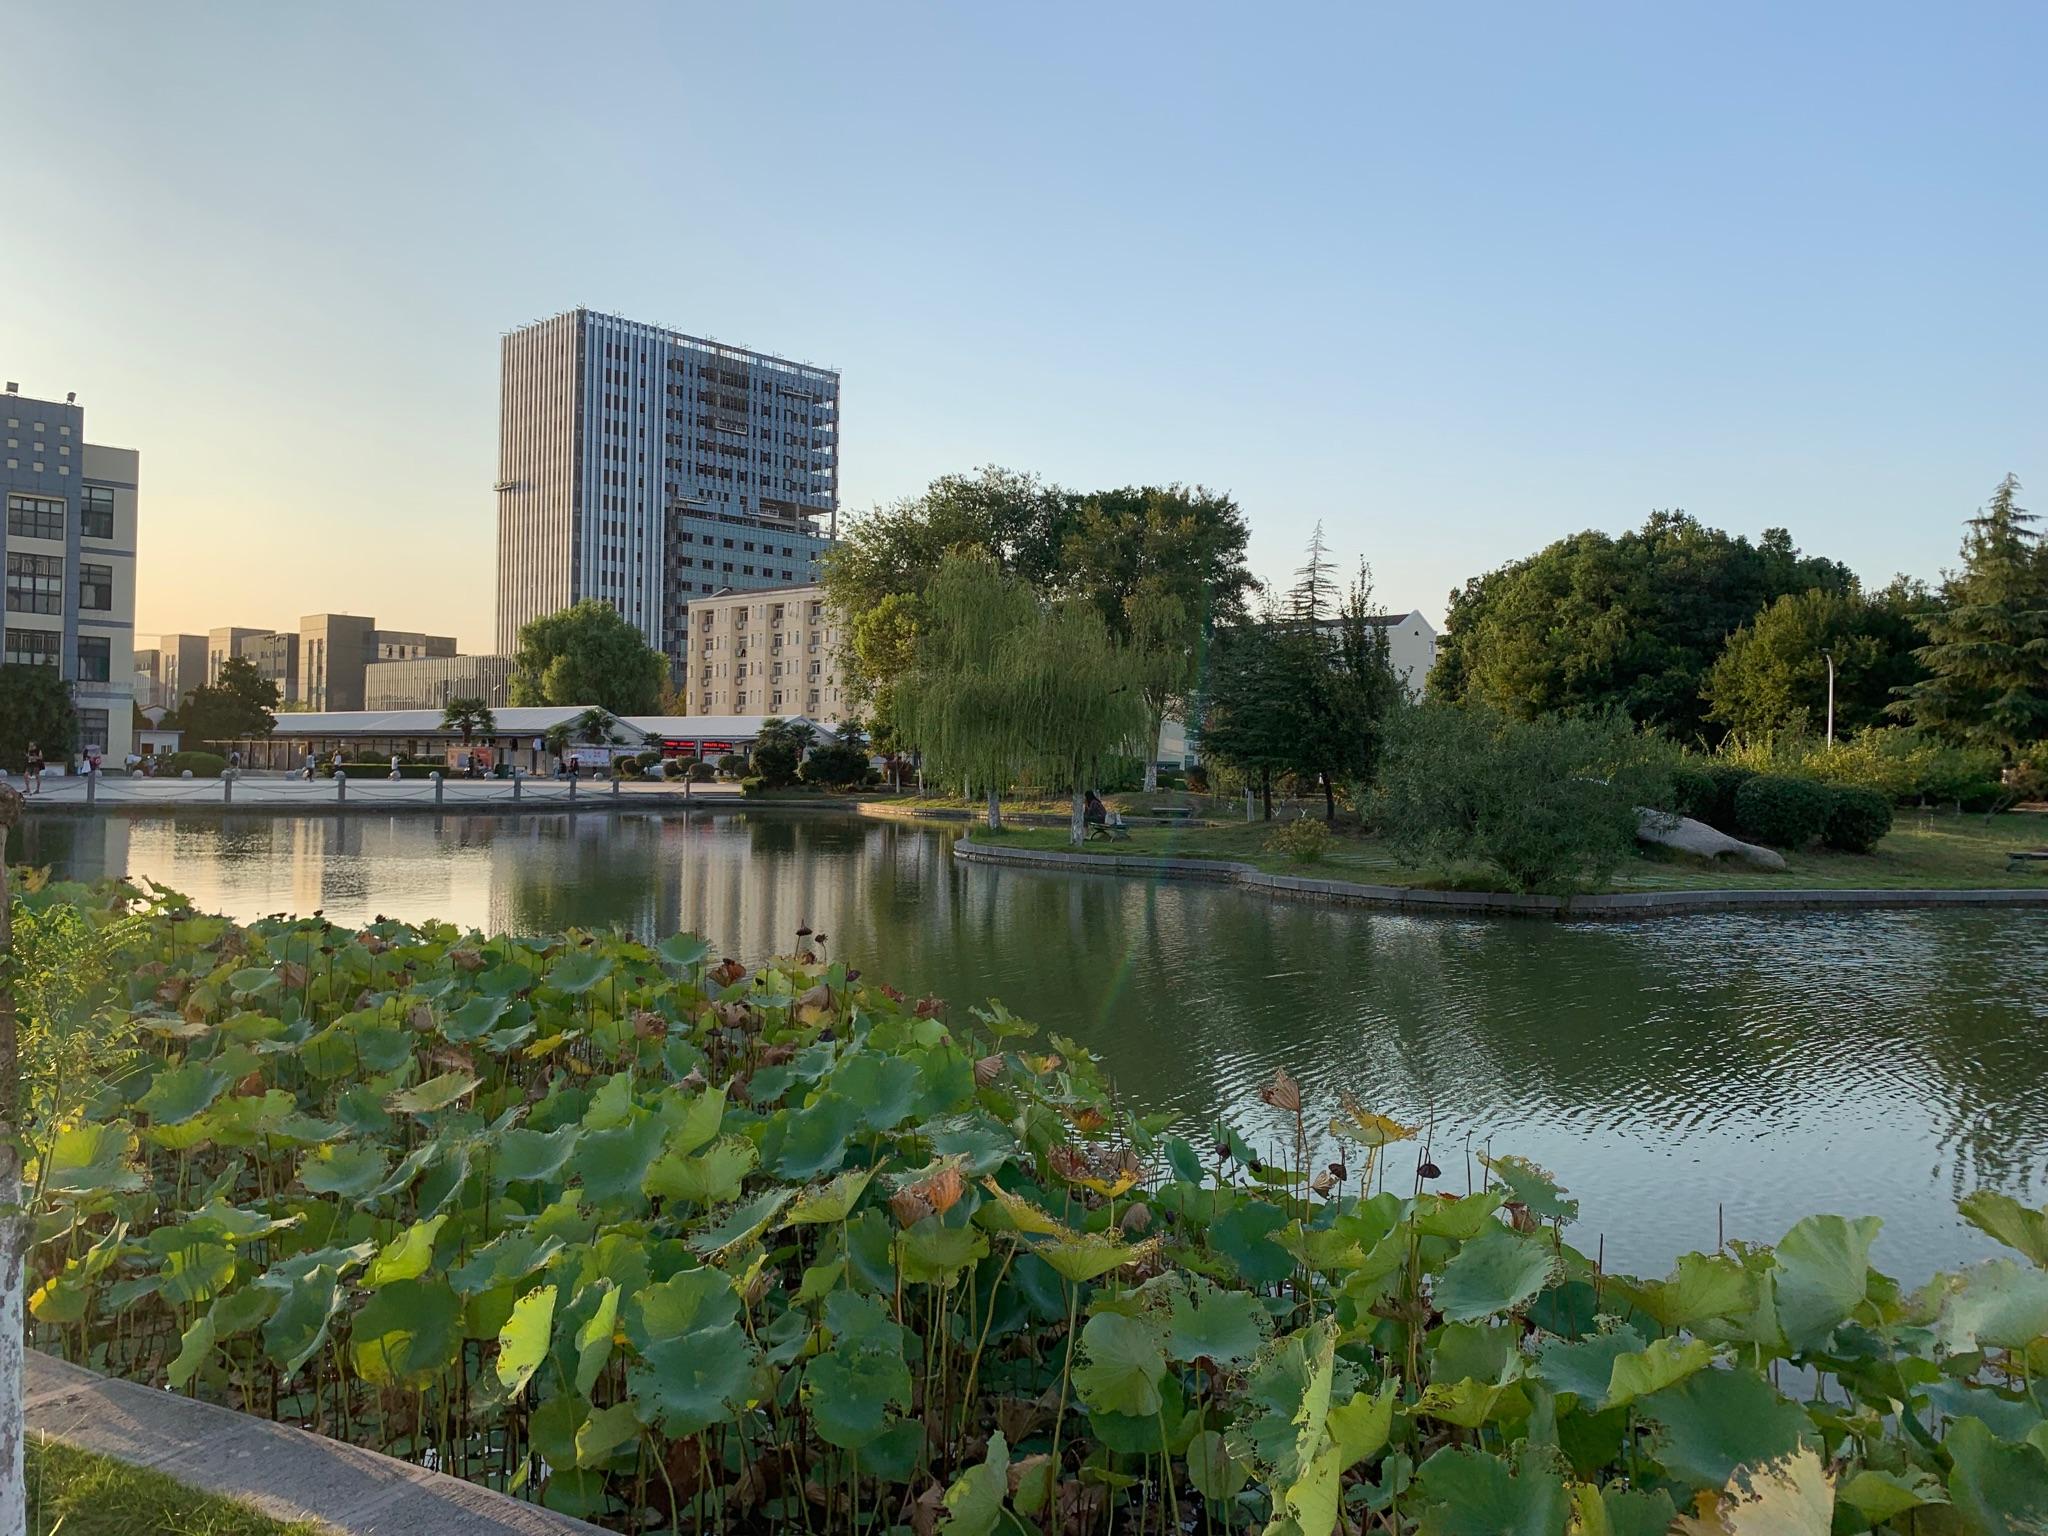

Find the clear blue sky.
xmin=3 ymin=2 xmax=2042 ymax=650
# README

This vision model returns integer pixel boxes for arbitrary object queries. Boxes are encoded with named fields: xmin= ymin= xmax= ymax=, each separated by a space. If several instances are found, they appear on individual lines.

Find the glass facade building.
xmin=494 ymin=308 xmax=839 ymax=670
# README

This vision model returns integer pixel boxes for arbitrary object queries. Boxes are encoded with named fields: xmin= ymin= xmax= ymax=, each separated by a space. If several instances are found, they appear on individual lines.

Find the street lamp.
xmin=1822 ymin=650 xmax=1837 ymax=747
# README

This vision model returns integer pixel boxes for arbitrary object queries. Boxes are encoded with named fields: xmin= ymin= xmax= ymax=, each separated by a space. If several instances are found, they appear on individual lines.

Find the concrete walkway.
xmin=27 ymin=1350 xmax=607 ymax=1534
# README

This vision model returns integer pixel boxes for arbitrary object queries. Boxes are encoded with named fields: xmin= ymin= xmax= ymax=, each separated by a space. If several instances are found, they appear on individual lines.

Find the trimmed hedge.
xmin=1734 ymin=772 xmax=1834 ymax=848
xmin=1698 ymin=763 xmax=1758 ymax=832
xmin=1669 ymin=764 xmax=1718 ymax=823
xmin=331 ymin=762 xmax=442 ymax=780
xmin=159 ymin=751 xmax=227 ymax=778
xmin=1823 ymin=785 xmax=1895 ymax=853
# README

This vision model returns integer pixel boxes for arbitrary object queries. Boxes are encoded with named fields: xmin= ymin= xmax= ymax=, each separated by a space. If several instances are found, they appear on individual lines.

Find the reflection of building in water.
xmin=13 ymin=814 xmax=131 ymax=885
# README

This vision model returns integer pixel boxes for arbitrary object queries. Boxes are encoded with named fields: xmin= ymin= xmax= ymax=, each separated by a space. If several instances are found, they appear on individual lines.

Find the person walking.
xmin=24 ymin=741 xmax=43 ymax=796
xmin=389 ymin=753 xmax=403 ymax=781
xmin=228 ymin=747 xmax=243 ymax=773
xmin=330 ymin=749 xmax=344 ymax=778
xmin=302 ymin=750 xmax=317 ymax=781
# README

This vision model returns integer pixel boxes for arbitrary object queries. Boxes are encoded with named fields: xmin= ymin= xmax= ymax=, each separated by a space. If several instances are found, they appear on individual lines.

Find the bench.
xmin=2007 ymin=850 xmax=2048 ymax=874
xmin=1086 ymin=822 xmax=1133 ymax=842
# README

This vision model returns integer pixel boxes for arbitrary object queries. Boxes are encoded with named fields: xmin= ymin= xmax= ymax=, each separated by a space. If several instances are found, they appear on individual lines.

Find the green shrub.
xmin=739 ymin=775 xmax=768 ymax=797
xmin=1264 ymin=815 xmax=1330 ymax=863
xmin=1185 ymin=763 xmax=1210 ymax=793
xmin=798 ymin=742 xmax=869 ymax=788
xmin=1375 ymin=703 xmax=1672 ymax=893
xmin=660 ymin=756 xmax=695 ymax=780
xmin=686 ymin=759 xmax=715 ymax=783
xmin=1822 ymin=785 xmax=1894 ymax=853
xmin=1733 ymin=773 xmax=1833 ymax=847
xmin=715 ymin=753 xmax=749 ymax=779
xmin=159 ymin=751 xmax=226 ymax=778
xmin=1668 ymin=764 xmax=1718 ymax=822
xmin=1699 ymin=763 xmax=1757 ymax=831
xmin=332 ymin=762 xmax=441 ymax=780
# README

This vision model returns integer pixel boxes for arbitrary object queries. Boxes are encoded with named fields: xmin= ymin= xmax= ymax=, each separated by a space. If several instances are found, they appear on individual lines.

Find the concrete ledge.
xmin=27 ymin=1350 xmax=606 ymax=1535
xmin=951 ymin=836 xmax=2048 ymax=921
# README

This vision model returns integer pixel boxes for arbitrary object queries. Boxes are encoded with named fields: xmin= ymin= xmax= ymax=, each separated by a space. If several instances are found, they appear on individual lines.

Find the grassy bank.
xmin=967 ymin=808 xmax=2048 ymax=892
xmin=27 ymin=1438 xmax=323 ymax=1536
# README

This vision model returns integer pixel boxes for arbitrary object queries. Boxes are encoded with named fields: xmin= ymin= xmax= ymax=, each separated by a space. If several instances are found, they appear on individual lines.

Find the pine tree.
xmin=1901 ymin=475 xmax=2048 ymax=762
xmin=1286 ymin=522 xmax=1338 ymax=623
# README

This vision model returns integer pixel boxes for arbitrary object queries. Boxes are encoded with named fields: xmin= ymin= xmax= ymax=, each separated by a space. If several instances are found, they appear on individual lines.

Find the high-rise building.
xmin=364 ymin=654 xmax=514 ymax=710
xmin=494 ymin=308 xmax=840 ymax=670
xmin=1 ymin=382 xmax=138 ymax=764
xmin=243 ymin=630 xmax=300 ymax=701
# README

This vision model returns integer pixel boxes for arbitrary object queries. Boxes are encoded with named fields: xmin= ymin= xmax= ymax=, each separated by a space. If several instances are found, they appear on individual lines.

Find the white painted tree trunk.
xmin=1070 ymin=783 xmax=1085 ymax=845
xmin=0 ymin=831 xmax=21 ymax=1536
xmin=985 ymin=788 xmax=1001 ymax=832
xmin=0 ymin=1157 xmax=21 ymax=1536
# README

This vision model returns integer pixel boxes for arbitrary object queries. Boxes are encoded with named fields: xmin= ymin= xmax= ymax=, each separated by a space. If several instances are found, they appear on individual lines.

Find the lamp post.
xmin=1822 ymin=650 xmax=1837 ymax=748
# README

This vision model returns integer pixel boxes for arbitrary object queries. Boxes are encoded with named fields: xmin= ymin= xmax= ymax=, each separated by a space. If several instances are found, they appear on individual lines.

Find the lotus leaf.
xmin=645 ymin=1133 xmax=756 ymax=1206
xmin=1074 ymin=1311 xmax=1170 ymax=1418
xmin=572 ymin=1113 xmax=667 ymax=1208
xmin=1434 ymin=1227 xmax=1558 ymax=1321
xmin=1772 ymin=1214 xmax=1883 ymax=1354
xmin=492 ymin=1123 xmax=582 ymax=1185
xmin=896 ymin=1218 xmax=990 ymax=1284
xmin=1167 ymin=1279 xmax=1269 ymax=1366
xmin=572 ymin=1401 xmax=642 ymax=1469
xmin=937 ymin=1430 xmax=1011 ymax=1536
xmin=1958 ymin=1190 xmax=2048 ymax=1270
xmin=569 ymin=1281 xmax=620 ymax=1396
xmin=364 ymin=1214 xmax=448 ymax=1287
xmin=1411 ymin=1447 xmax=1567 ymax=1536
xmin=1186 ymin=1429 xmax=1251 ymax=1501
xmin=1931 ymin=1258 xmax=2048 ymax=1353
xmin=387 ymin=1071 xmax=480 ymax=1115
xmin=1603 ymin=1335 xmax=1719 ymax=1409
xmin=546 ymin=951 xmax=614 ymax=996
xmin=297 ymin=1141 xmax=389 ymax=1198
xmin=351 ymin=1277 xmax=463 ymax=1386
xmin=495 ymin=1283 xmax=557 ymax=1395
xmin=784 ymin=1164 xmax=880 ymax=1225
xmin=138 ymin=1064 xmax=230 ymax=1125
xmin=1642 ymin=1367 xmax=1813 ymax=1490
xmin=627 ymin=1322 xmax=754 ymax=1436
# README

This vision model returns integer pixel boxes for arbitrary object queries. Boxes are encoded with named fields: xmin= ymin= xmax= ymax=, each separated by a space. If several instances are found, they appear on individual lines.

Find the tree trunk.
xmin=1143 ymin=710 xmax=1163 ymax=794
xmin=1260 ymin=767 xmax=1273 ymax=821
xmin=1321 ymin=770 xmax=1336 ymax=822
xmin=985 ymin=787 xmax=1001 ymax=833
xmin=1070 ymin=781 xmax=1085 ymax=845
xmin=0 ymin=785 xmax=23 ymax=1536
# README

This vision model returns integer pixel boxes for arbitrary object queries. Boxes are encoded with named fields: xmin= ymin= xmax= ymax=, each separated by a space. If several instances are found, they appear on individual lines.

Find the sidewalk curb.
xmin=26 ymin=1350 xmax=607 ymax=1535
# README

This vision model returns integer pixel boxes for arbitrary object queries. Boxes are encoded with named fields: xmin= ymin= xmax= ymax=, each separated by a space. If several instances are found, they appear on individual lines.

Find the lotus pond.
xmin=14 ymin=876 xmax=2048 ymax=1535
xmin=14 ymin=807 xmax=2048 ymax=1285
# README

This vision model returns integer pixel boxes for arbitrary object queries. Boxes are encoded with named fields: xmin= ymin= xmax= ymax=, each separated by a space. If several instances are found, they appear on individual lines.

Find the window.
xmin=81 ymin=485 xmax=115 ymax=539
xmin=77 ymin=635 xmax=111 ymax=682
xmin=78 ymin=709 xmax=109 ymax=752
xmin=6 ymin=553 xmax=64 ymax=614
xmin=4 ymin=629 xmax=59 ymax=666
xmin=7 ymin=493 xmax=63 ymax=540
xmin=78 ymin=563 xmax=113 ymax=611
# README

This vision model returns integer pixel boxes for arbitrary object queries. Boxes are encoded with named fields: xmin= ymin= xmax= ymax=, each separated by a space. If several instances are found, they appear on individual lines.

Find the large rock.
xmin=1637 ymin=809 xmax=1787 ymax=871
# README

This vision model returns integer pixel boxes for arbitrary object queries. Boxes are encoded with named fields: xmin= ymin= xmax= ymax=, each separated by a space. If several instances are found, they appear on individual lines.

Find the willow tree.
xmin=894 ymin=553 xmax=1040 ymax=830
xmin=1015 ymin=602 xmax=1152 ymax=843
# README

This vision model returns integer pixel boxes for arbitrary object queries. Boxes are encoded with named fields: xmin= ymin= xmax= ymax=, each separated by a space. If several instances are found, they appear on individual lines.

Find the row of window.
xmin=5 ymin=554 xmax=112 ymax=613
xmin=4 ymin=629 xmax=111 ymax=680
xmin=3 ymin=418 xmax=71 ymax=435
xmin=6 ymin=489 xmax=117 ymax=540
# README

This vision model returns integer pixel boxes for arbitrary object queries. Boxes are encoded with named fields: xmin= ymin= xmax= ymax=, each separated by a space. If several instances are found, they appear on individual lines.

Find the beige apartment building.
xmin=683 ymin=583 xmax=849 ymax=723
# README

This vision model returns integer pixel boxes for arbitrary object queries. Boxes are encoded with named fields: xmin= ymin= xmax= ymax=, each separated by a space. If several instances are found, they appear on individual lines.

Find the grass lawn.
xmin=965 ymin=809 xmax=2048 ymax=893
xmin=26 ymin=1436 xmax=326 ymax=1536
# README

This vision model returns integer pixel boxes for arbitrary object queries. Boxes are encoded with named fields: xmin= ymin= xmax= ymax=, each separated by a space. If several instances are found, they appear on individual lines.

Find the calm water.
xmin=17 ymin=808 xmax=2047 ymax=1279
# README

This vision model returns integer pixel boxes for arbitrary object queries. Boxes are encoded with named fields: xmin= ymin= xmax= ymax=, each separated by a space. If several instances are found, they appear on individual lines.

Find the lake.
xmin=17 ymin=807 xmax=2046 ymax=1280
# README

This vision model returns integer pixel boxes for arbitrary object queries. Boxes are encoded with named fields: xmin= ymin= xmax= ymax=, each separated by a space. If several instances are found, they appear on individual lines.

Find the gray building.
xmin=364 ymin=654 xmax=514 ymax=710
xmin=150 ymin=633 xmax=209 ymax=711
xmin=299 ymin=614 xmax=456 ymax=711
xmin=494 ymin=308 xmax=839 ymax=671
xmin=207 ymin=625 xmax=265 ymax=683
xmin=2 ymin=382 xmax=139 ymax=763
xmin=244 ymin=630 xmax=300 ymax=700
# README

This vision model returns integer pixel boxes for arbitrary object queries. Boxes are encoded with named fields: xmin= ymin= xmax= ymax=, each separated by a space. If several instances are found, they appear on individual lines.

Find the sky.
xmin=3 ymin=2 xmax=2043 ymax=652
